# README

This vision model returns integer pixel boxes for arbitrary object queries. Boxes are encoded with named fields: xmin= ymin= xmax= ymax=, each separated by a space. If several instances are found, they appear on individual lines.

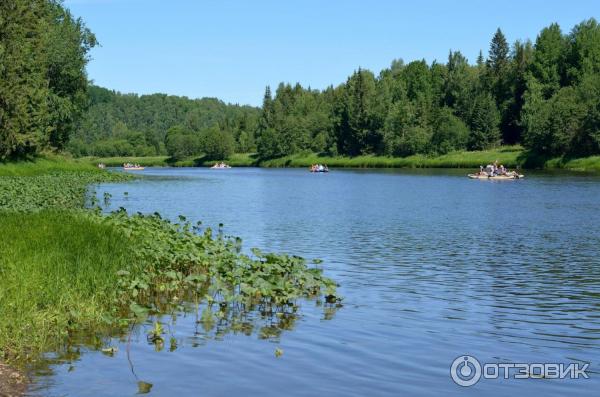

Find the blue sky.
xmin=65 ymin=0 xmax=599 ymax=106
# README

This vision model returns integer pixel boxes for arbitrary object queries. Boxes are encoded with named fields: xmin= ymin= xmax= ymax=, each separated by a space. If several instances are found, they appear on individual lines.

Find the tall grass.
xmin=0 ymin=211 xmax=135 ymax=362
xmin=0 ymin=155 xmax=100 ymax=176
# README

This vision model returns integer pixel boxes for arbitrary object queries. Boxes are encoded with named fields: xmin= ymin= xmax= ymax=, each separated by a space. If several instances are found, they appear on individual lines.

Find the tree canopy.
xmin=0 ymin=0 xmax=96 ymax=159
xmin=68 ymin=86 xmax=260 ymax=158
xmin=3 ymin=7 xmax=600 ymax=161
xmin=255 ymin=19 xmax=600 ymax=159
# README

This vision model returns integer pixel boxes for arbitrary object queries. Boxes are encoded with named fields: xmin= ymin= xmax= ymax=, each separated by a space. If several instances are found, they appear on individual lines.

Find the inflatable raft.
xmin=468 ymin=173 xmax=524 ymax=180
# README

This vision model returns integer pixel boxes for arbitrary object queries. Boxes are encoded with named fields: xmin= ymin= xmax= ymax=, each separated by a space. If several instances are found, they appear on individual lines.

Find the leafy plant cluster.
xmin=104 ymin=210 xmax=339 ymax=327
xmin=0 ymin=165 xmax=340 ymax=363
xmin=0 ymin=172 xmax=129 ymax=211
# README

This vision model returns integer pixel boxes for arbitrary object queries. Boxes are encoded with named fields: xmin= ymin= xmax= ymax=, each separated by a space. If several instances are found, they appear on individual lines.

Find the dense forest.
xmin=76 ymin=18 xmax=600 ymax=160
xmin=1 ymin=3 xmax=600 ymax=161
xmin=256 ymin=19 xmax=600 ymax=159
xmin=68 ymin=86 xmax=260 ymax=159
xmin=0 ymin=0 xmax=96 ymax=160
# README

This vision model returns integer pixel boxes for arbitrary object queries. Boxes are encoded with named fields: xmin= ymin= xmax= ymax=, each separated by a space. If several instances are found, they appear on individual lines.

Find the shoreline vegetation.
xmin=83 ymin=147 xmax=600 ymax=172
xmin=64 ymin=20 xmax=600 ymax=175
xmin=0 ymin=156 xmax=339 ymax=383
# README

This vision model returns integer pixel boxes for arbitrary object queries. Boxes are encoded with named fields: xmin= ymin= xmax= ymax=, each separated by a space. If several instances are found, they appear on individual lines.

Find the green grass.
xmin=259 ymin=146 xmax=524 ymax=169
xmin=0 ymin=155 xmax=101 ymax=176
xmin=82 ymin=155 xmax=170 ymax=167
xmin=193 ymin=152 xmax=258 ymax=167
xmin=553 ymin=156 xmax=600 ymax=172
xmin=78 ymin=148 xmax=600 ymax=172
xmin=0 ymin=156 xmax=338 ymax=367
xmin=0 ymin=210 xmax=135 ymax=362
xmin=83 ymin=153 xmax=259 ymax=168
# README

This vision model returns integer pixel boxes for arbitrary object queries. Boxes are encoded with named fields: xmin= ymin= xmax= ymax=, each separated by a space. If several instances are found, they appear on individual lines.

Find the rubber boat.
xmin=468 ymin=173 xmax=524 ymax=180
xmin=311 ymin=168 xmax=329 ymax=173
xmin=211 ymin=164 xmax=231 ymax=169
xmin=123 ymin=166 xmax=145 ymax=171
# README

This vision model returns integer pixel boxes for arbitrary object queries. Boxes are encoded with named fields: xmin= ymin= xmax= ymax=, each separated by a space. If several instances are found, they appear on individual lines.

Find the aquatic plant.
xmin=105 ymin=209 xmax=340 ymax=325
xmin=0 ymin=160 xmax=340 ymax=365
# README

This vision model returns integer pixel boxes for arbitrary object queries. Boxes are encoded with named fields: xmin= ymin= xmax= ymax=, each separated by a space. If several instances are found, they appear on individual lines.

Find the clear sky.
xmin=65 ymin=0 xmax=599 ymax=106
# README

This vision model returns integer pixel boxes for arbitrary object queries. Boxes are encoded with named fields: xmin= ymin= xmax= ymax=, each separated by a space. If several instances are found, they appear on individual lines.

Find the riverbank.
xmin=0 ymin=362 xmax=26 ymax=397
xmin=82 ymin=147 xmax=600 ymax=172
xmin=0 ymin=156 xmax=338 ymax=379
xmin=82 ymin=153 xmax=256 ymax=168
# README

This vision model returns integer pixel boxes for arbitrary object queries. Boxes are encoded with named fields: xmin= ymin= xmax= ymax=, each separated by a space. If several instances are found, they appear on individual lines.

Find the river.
xmin=31 ymin=167 xmax=600 ymax=396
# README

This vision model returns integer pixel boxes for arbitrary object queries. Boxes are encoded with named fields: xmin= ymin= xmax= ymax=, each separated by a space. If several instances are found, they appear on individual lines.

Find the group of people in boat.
xmin=310 ymin=164 xmax=329 ymax=173
xmin=474 ymin=160 xmax=520 ymax=177
xmin=123 ymin=162 xmax=142 ymax=169
xmin=211 ymin=162 xmax=231 ymax=169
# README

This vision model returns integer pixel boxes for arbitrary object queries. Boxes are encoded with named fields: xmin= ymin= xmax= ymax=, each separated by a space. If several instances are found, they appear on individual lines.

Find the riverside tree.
xmin=0 ymin=0 xmax=96 ymax=159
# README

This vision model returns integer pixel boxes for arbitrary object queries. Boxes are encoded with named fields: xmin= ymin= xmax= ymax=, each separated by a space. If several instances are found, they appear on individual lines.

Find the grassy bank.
xmin=83 ymin=155 xmax=170 ymax=167
xmin=0 ymin=155 xmax=101 ymax=177
xmin=259 ymin=147 xmax=523 ymax=169
xmin=83 ymin=153 xmax=258 ymax=168
xmin=544 ymin=155 xmax=600 ymax=172
xmin=81 ymin=147 xmax=600 ymax=172
xmin=0 ymin=156 xmax=338 ymax=367
xmin=0 ymin=211 xmax=135 ymax=361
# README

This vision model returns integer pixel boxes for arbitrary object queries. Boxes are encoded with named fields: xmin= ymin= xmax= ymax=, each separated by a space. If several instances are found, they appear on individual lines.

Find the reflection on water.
xmin=30 ymin=168 xmax=600 ymax=396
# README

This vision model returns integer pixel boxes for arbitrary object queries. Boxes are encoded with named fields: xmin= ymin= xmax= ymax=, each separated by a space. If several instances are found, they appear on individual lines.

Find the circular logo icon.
xmin=450 ymin=355 xmax=482 ymax=387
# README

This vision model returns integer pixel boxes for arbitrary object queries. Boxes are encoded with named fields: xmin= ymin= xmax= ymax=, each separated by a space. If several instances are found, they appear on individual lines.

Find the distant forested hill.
xmin=68 ymin=86 xmax=260 ymax=158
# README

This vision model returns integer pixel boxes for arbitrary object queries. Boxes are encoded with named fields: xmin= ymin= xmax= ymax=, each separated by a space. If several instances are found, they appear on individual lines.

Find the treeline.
xmin=256 ymin=19 xmax=600 ymax=159
xmin=69 ymin=86 xmax=260 ymax=159
xmin=0 ymin=0 xmax=96 ymax=160
xmin=3 ymin=5 xmax=600 ymax=162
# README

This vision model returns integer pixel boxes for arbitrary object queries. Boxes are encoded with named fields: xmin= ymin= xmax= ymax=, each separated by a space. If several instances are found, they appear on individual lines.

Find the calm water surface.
xmin=31 ymin=168 xmax=600 ymax=396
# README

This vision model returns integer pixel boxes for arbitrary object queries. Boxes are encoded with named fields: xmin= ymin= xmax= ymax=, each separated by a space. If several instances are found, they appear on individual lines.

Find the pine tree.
xmin=486 ymin=28 xmax=515 ymax=143
xmin=0 ymin=0 xmax=49 ymax=158
xmin=340 ymin=68 xmax=380 ymax=155
xmin=530 ymin=23 xmax=566 ymax=98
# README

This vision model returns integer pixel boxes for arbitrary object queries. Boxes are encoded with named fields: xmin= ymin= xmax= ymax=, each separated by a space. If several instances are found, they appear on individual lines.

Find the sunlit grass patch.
xmin=0 ymin=210 xmax=135 ymax=362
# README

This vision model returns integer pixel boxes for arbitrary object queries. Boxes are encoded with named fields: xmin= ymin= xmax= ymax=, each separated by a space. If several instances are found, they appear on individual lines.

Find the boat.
xmin=310 ymin=164 xmax=329 ymax=173
xmin=123 ymin=166 xmax=145 ymax=171
xmin=211 ymin=162 xmax=231 ymax=169
xmin=468 ymin=173 xmax=524 ymax=180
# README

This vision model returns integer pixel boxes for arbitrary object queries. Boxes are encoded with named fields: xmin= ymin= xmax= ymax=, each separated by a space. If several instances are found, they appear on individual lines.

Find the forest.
xmin=255 ymin=19 xmax=600 ymax=160
xmin=68 ymin=86 xmax=260 ymax=159
xmin=74 ymin=19 xmax=600 ymax=161
xmin=1 ymin=1 xmax=600 ymax=162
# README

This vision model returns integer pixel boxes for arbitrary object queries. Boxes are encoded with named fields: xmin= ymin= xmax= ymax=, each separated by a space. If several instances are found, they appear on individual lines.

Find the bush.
xmin=200 ymin=126 xmax=235 ymax=160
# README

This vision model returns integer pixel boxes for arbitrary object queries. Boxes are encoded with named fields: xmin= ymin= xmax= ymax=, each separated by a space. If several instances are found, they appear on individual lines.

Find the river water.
xmin=31 ymin=168 xmax=600 ymax=396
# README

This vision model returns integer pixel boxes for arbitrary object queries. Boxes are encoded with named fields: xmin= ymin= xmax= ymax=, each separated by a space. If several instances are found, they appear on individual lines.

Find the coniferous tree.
xmin=0 ymin=0 xmax=50 ymax=158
